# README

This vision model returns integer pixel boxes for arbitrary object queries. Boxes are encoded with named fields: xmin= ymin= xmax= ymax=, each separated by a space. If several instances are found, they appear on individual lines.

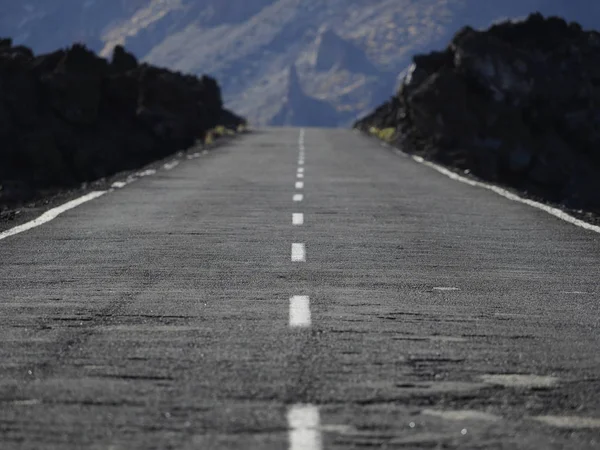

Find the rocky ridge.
xmin=270 ymin=65 xmax=342 ymax=127
xmin=4 ymin=1 xmax=600 ymax=127
xmin=0 ymin=39 xmax=244 ymax=210
xmin=355 ymin=14 xmax=600 ymax=215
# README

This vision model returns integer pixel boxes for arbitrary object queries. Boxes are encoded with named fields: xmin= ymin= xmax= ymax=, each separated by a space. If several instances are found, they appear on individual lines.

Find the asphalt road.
xmin=1 ymin=128 xmax=599 ymax=449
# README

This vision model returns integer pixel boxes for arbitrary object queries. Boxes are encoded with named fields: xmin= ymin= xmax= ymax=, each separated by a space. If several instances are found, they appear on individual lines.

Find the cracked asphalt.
xmin=1 ymin=128 xmax=599 ymax=449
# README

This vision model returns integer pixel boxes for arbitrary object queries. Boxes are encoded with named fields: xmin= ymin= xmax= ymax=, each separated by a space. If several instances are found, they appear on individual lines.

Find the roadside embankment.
xmin=0 ymin=40 xmax=245 ymax=211
xmin=355 ymin=13 xmax=600 ymax=216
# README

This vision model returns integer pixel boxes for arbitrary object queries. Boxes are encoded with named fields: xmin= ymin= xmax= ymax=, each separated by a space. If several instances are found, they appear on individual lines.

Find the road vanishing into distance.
xmin=1 ymin=128 xmax=599 ymax=449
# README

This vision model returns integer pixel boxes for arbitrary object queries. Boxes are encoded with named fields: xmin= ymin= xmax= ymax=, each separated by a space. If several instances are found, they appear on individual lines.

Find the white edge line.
xmin=163 ymin=161 xmax=179 ymax=171
xmin=0 ymin=145 xmax=209 ymax=242
xmin=410 ymin=155 xmax=600 ymax=234
xmin=0 ymin=191 xmax=106 ymax=241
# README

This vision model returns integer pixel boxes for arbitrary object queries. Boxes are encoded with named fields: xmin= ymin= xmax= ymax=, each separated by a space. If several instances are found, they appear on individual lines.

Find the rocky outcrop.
xmin=356 ymin=13 xmax=600 ymax=214
xmin=0 ymin=40 xmax=245 ymax=209
xmin=5 ymin=1 xmax=600 ymax=128
xmin=314 ymin=28 xmax=379 ymax=75
xmin=270 ymin=65 xmax=340 ymax=127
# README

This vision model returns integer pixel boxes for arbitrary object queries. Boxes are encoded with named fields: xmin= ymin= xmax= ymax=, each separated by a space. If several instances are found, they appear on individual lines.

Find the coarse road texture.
xmin=1 ymin=128 xmax=599 ymax=449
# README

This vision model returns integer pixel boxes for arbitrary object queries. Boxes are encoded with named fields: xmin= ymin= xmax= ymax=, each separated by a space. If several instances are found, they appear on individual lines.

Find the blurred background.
xmin=1 ymin=0 xmax=597 ymax=127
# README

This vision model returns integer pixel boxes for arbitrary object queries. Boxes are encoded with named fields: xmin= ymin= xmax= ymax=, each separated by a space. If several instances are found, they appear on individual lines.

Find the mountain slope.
xmin=2 ymin=0 xmax=599 ymax=127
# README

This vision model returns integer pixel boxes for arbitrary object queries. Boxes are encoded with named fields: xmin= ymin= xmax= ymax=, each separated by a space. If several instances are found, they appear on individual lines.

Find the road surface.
xmin=1 ymin=128 xmax=599 ymax=449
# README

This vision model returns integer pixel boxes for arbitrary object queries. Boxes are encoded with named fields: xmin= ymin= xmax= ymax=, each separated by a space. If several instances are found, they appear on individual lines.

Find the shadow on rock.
xmin=355 ymin=13 xmax=600 ymax=214
xmin=0 ymin=39 xmax=246 ymax=209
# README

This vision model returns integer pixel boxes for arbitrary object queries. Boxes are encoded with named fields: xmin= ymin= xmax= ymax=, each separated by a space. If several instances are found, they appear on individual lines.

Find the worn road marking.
xmin=480 ymin=374 xmax=559 ymax=388
xmin=292 ymin=243 xmax=306 ymax=262
xmin=0 ymin=192 xmax=106 ymax=241
xmin=297 ymin=173 xmax=304 ymax=179
xmin=296 ymin=181 xmax=304 ymax=189
xmin=422 ymin=409 xmax=501 ymax=422
xmin=433 ymin=287 xmax=460 ymax=291
xmin=163 ymin=161 xmax=179 ymax=171
xmin=293 ymin=213 xmax=304 ymax=225
xmin=294 ymin=194 xmax=304 ymax=202
xmin=111 ymin=181 xmax=128 ymax=189
xmin=289 ymin=296 xmax=311 ymax=328
xmin=288 ymin=405 xmax=322 ymax=449
xmin=137 ymin=169 xmax=157 ymax=177
xmin=533 ymin=415 xmax=600 ymax=429
xmin=298 ymin=168 xmax=305 ymax=174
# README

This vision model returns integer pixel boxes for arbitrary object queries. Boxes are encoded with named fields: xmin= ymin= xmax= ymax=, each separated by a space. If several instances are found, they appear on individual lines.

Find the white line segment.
xmin=298 ymin=168 xmax=304 ymax=174
xmin=295 ymin=181 xmax=304 ymax=189
xmin=289 ymin=296 xmax=311 ymax=328
xmin=294 ymin=194 xmax=304 ymax=202
xmin=137 ymin=169 xmax=157 ymax=177
xmin=0 ymin=191 xmax=106 ymax=241
xmin=292 ymin=243 xmax=306 ymax=262
xmin=163 ymin=161 xmax=179 ymax=171
xmin=293 ymin=213 xmax=304 ymax=225
xmin=297 ymin=173 xmax=304 ymax=179
xmin=288 ymin=405 xmax=322 ymax=450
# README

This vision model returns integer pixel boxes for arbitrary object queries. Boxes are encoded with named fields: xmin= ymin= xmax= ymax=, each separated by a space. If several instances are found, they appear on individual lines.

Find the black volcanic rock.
xmin=356 ymin=13 xmax=600 ymax=214
xmin=111 ymin=45 xmax=138 ymax=72
xmin=270 ymin=65 xmax=339 ymax=127
xmin=0 ymin=41 xmax=245 ymax=209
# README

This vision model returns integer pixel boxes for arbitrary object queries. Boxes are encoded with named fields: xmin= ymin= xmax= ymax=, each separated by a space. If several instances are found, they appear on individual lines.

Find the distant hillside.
xmin=2 ymin=0 xmax=599 ymax=127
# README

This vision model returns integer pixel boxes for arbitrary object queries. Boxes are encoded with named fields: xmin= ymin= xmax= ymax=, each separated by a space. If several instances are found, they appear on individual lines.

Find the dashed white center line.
xmin=294 ymin=194 xmax=304 ymax=202
xmin=295 ymin=181 xmax=304 ymax=189
xmin=298 ymin=168 xmax=305 ymax=174
xmin=288 ymin=405 xmax=323 ymax=449
xmin=292 ymin=243 xmax=306 ymax=262
xmin=293 ymin=213 xmax=304 ymax=225
xmin=289 ymin=296 xmax=311 ymax=328
xmin=297 ymin=173 xmax=304 ymax=179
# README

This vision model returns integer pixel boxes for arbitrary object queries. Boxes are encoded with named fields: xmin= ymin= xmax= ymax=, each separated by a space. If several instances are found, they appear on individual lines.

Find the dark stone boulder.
xmin=111 ymin=45 xmax=138 ymax=72
xmin=0 ymin=39 xmax=246 ymax=210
